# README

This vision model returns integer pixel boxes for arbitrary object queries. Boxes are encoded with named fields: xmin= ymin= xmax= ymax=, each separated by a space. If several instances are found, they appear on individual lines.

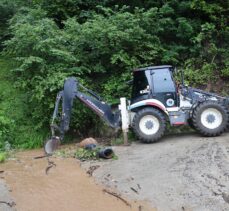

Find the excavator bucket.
xmin=44 ymin=136 xmax=61 ymax=155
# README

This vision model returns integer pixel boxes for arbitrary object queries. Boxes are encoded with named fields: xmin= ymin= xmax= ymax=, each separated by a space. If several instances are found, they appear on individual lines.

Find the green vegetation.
xmin=75 ymin=147 xmax=117 ymax=161
xmin=53 ymin=147 xmax=117 ymax=161
xmin=0 ymin=152 xmax=6 ymax=163
xmin=0 ymin=59 xmax=47 ymax=150
xmin=74 ymin=147 xmax=101 ymax=160
xmin=0 ymin=0 xmax=228 ymax=150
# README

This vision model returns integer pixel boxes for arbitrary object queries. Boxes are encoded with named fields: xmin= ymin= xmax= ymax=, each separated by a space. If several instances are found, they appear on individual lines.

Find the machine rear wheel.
xmin=192 ymin=101 xmax=228 ymax=136
xmin=132 ymin=107 xmax=166 ymax=143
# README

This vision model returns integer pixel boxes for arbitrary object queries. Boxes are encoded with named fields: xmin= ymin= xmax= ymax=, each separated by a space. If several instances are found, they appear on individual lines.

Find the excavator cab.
xmin=131 ymin=65 xmax=179 ymax=107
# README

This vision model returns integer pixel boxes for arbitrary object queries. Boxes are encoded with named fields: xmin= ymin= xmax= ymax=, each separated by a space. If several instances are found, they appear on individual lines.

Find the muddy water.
xmin=1 ymin=150 xmax=154 ymax=211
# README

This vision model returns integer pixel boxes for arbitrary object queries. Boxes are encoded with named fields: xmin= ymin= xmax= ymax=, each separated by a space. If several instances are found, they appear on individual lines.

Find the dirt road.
xmin=0 ymin=150 xmax=152 ymax=211
xmin=1 ymin=132 xmax=229 ymax=211
xmin=82 ymin=132 xmax=229 ymax=211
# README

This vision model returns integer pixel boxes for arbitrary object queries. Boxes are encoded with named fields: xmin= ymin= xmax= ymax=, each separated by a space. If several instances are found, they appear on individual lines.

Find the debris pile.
xmin=76 ymin=137 xmax=115 ymax=160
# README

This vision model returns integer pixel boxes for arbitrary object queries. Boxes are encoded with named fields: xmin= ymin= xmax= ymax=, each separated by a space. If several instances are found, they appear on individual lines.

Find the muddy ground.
xmin=82 ymin=132 xmax=229 ymax=211
xmin=0 ymin=150 xmax=152 ymax=211
xmin=1 ymin=132 xmax=229 ymax=211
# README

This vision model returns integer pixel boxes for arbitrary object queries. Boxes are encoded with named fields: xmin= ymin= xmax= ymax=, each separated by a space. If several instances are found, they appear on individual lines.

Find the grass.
xmin=111 ymin=137 xmax=124 ymax=145
xmin=53 ymin=147 xmax=104 ymax=160
xmin=0 ymin=152 xmax=6 ymax=163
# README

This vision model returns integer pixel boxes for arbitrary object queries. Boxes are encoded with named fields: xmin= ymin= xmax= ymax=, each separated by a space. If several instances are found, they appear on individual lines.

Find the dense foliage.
xmin=0 ymin=0 xmax=228 ymax=150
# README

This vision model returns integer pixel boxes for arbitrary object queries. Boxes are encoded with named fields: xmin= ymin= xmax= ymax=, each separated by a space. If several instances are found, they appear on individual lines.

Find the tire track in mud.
xmin=169 ymin=141 xmax=229 ymax=211
xmin=82 ymin=134 xmax=229 ymax=211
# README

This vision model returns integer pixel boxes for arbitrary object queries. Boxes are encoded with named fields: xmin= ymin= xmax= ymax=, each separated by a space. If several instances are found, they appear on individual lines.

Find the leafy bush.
xmin=74 ymin=147 xmax=101 ymax=160
xmin=0 ymin=58 xmax=47 ymax=150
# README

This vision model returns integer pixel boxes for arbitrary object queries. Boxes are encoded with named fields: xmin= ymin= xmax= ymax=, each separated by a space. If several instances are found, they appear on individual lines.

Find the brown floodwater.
xmin=0 ymin=149 xmax=155 ymax=211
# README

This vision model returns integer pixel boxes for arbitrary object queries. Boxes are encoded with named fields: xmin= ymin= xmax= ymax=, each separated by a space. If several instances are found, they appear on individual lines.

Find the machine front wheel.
xmin=132 ymin=107 xmax=166 ymax=143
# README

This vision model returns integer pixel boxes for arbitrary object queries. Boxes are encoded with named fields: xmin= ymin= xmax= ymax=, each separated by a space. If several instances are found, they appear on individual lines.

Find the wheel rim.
xmin=139 ymin=115 xmax=160 ymax=135
xmin=200 ymin=108 xmax=223 ymax=129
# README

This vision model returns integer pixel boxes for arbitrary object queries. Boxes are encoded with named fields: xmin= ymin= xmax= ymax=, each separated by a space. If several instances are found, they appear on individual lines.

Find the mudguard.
xmin=128 ymin=99 xmax=168 ymax=115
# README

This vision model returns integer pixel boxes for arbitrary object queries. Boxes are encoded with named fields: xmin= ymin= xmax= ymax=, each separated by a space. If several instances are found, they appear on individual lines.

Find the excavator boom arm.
xmin=50 ymin=77 xmax=120 ymax=140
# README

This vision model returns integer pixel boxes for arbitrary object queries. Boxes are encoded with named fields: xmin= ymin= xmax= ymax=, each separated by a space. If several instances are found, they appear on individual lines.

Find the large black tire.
xmin=192 ymin=101 xmax=228 ymax=136
xmin=132 ymin=107 xmax=166 ymax=143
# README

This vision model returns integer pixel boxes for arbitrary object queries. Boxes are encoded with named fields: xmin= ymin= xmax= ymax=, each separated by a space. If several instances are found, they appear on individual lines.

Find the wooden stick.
xmin=123 ymin=130 xmax=129 ymax=146
xmin=45 ymin=158 xmax=56 ymax=175
xmin=103 ymin=189 xmax=131 ymax=207
xmin=34 ymin=154 xmax=50 ymax=159
xmin=0 ymin=201 xmax=16 ymax=207
xmin=130 ymin=187 xmax=139 ymax=194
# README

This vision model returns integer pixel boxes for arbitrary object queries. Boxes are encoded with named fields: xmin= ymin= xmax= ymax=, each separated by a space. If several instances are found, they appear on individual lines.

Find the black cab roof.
xmin=134 ymin=65 xmax=173 ymax=72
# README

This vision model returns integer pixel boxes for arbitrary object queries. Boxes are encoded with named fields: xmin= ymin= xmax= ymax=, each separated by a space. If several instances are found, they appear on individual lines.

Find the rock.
xmin=77 ymin=137 xmax=98 ymax=148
